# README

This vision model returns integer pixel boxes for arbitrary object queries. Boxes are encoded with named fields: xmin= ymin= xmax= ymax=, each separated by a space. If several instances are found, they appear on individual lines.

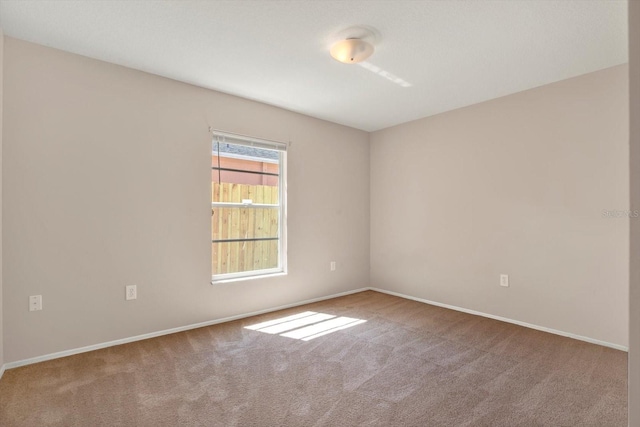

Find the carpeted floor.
xmin=0 ymin=290 xmax=628 ymax=426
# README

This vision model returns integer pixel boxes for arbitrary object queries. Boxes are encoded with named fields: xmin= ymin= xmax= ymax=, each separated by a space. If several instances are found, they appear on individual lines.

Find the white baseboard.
xmin=3 ymin=287 xmax=369 ymax=370
xmin=2 ymin=285 xmax=627 ymax=371
xmin=369 ymin=287 xmax=629 ymax=352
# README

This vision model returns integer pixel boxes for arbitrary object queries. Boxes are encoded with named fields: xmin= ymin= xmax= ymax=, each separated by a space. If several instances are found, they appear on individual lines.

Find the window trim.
xmin=210 ymin=130 xmax=287 ymax=283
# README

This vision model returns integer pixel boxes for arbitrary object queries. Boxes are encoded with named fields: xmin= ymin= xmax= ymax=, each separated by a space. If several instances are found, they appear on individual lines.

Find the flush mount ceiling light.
xmin=330 ymin=38 xmax=374 ymax=64
xmin=329 ymin=26 xmax=378 ymax=64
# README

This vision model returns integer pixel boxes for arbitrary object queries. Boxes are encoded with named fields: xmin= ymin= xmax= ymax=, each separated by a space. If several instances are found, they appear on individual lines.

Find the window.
xmin=211 ymin=131 xmax=287 ymax=282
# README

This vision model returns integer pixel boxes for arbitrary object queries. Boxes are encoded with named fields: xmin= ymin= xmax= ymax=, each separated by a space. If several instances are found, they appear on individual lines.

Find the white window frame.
xmin=211 ymin=130 xmax=287 ymax=283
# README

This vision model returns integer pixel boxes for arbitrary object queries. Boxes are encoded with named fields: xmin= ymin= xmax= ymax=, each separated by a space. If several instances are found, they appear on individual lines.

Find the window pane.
xmin=211 ymin=139 xmax=284 ymax=279
xmin=212 ymin=158 xmax=280 ymax=188
xmin=212 ymin=145 xmax=280 ymax=189
xmin=211 ymin=207 xmax=279 ymax=240
xmin=212 ymin=154 xmax=280 ymax=175
xmin=212 ymin=182 xmax=279 ymax=205
xmin=212 ymin=240 xmax=279 ymax=275
xmin=212 ymin=142 xmax=279 ymax=163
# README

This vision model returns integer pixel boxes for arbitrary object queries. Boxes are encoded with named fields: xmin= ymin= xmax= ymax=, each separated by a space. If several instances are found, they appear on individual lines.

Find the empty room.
xmin=0 ymin=1 xmax=639 ymax=426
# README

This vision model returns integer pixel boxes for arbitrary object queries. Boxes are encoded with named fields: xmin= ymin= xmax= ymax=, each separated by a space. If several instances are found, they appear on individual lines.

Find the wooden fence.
xmin=212 ymin=182 xmax=279 ymax=275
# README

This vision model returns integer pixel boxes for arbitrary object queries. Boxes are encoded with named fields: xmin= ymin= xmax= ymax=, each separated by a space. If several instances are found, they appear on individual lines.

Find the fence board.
xmin=212 ymin=182 xmax=279 ymax=275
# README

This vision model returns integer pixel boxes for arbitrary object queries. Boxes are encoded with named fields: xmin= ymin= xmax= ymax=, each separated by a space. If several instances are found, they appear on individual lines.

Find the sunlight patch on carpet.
xmin=245 ymin=311 xmax=366 ymax=341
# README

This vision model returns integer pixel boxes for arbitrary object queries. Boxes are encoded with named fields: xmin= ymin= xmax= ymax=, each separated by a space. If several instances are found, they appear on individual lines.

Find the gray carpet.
xmin=0 ymin=290 xmax=628 ymax=426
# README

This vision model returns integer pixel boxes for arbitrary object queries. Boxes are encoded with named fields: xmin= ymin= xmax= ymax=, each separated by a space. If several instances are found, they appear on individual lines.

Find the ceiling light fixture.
xmin=330 ymin=38 xmax=374 ymax=64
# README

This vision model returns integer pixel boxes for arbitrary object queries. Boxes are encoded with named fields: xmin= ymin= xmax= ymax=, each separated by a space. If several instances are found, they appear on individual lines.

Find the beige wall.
xmin=2 ymin=38 xmax=370 ymax=363
xmin=629 ymin=1 xmax=639 ymax=424
xmin=1 ymin=35 xmax=630 ymax=366
xmin=371 ymin=65 xmax=629 ymax=347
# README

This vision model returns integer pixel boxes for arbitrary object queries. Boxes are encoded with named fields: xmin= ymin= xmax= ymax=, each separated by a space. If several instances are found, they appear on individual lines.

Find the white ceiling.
xmin=0 ymin=1 xmax=628 ymax=132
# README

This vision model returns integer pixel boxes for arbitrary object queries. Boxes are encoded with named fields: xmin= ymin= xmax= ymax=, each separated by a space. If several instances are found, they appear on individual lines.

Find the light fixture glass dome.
xmin=330 ymin=38 xmax=374 ymax=64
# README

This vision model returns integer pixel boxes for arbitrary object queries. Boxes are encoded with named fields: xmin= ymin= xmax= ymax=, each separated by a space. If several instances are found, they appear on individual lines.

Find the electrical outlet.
xmin=500 ymin=274 xmax=509 ymax=287
xmin=126 ymin=285 xmax=137 ymax=300
xmin=330 ymin=261 xmax=336 ymax=271
xmin=29 ymin=295 xmax=42 ymax=311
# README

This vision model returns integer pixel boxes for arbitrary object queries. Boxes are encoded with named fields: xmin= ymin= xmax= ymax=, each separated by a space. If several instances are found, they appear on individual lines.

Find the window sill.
xmin=211 ymin=271 xmax=287 ymax=285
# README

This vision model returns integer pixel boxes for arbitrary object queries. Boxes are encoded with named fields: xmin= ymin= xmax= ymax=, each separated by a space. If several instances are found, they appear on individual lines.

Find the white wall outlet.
xmin=500 ymin=274 xmax=509 ymax=287
xmin=29 ymin=295 xmax=42 ymax=311
xmin=126 ymin=285 xmax=137 ymax=300
xmin=330 ymin=261 xmax=336 ymax=271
